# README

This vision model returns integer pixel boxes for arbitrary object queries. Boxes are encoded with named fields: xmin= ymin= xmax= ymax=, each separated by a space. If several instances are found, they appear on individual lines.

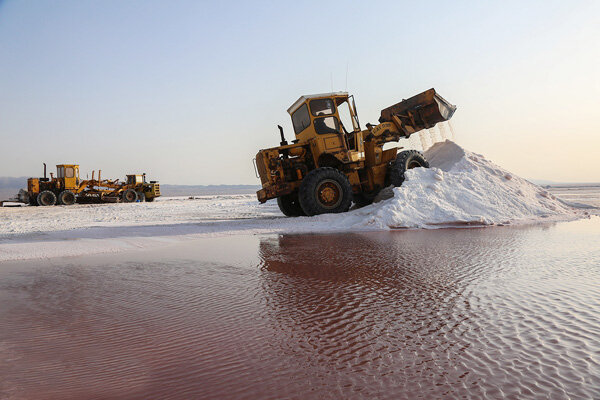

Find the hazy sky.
xmin=1 ymin=0 xmax=598 ymax=184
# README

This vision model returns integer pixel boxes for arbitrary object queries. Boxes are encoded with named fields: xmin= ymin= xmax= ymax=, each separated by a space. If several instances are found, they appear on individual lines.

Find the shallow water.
xmin=1 ymin=218 xmax=599 ymax=399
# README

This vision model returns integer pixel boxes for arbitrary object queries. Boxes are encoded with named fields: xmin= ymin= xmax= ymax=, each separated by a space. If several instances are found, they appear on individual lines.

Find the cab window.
xmin=57 ymin=167 xmax=64 ymax=178
xmin=309 ymin=98 xmax=335 ymax=116
xmin=314 ymin=116 xmax=340 ymax=135
xmin=291 ymin=103 xmax=311 ymax=134
xmin=65 ymin=167 xmax=74 ymax=178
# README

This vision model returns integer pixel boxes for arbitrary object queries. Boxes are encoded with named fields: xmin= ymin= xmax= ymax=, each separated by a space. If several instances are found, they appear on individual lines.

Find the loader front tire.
xmin=58 ymin=190 xmax=76 ymax=206
xmin=37 ymin=190 xmax=57 ymax=206
xmin=389 ymin=150 xmax=429 ymax=187
xmin=122 ymin=189 xmax=138 ymax=203
xmin=299 ymin=167 xmax=352 ymax=216
xmin=277 ymin=192 xmax=305 ymax=217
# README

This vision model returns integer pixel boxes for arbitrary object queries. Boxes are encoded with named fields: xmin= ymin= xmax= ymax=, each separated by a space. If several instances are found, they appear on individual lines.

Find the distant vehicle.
xmin=17 ymin=163 xmax=160 ymax=206
xmin=254 ymin=89 xmax=456 ymax=216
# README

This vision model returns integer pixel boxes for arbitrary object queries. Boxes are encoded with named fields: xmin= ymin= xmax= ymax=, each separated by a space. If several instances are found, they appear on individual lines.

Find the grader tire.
xmin=298 ymin=167 xmax=353 ymax=216
xmin=122 ymin=189 xmax=138 ymax=203
xmin=277 ymin=192 xmax=305 ymax=217
xmin=389 ymin=150 xmax=429 ymax=187
xmin=37 ymin=190 xmax=57 ymax=206
xmin=58 ymin=190 xmax=76 ymax=206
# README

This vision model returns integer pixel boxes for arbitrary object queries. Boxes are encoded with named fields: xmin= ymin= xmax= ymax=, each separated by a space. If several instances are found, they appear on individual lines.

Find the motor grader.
xmin=254 ymin=88 xmax=456 ymax=216
xmin=76 ymin=172 xmax=160 ymax=204
xmin=18 ymin=164 xmax=161 ymax=206
xmin=18 ymin=163 xmax=82 ymax=206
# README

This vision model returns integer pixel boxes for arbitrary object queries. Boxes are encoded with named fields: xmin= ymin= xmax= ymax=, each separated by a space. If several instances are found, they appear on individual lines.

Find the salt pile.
xmin=353 ymin=140 xmax=581 ymax=228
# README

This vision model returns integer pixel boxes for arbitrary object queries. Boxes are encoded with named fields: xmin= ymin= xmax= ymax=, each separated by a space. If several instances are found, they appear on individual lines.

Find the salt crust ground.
xmin=0 ymin=141 xmax=589 ymax=261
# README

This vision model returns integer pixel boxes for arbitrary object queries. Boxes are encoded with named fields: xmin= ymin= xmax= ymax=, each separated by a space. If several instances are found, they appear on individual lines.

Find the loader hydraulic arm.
xmin=364 ymin=121 xmax=405 ymax=145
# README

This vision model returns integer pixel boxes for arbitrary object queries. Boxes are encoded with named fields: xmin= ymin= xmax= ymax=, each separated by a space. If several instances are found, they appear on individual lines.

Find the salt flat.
xmin=0 ymin=141 xmax=595 ymax=262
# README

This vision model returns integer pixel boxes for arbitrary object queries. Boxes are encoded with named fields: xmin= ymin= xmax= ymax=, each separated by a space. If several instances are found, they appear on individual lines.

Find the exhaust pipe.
xmin=278 ymin=125 xmax=289 ymax=159
xmin=43 ymin=163 xmax=47 ymax=179
xmin=278 ymin=125 xmax=288 ymax=146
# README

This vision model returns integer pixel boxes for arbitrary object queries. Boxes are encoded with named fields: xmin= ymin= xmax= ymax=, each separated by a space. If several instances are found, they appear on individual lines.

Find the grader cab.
xmin=20 ymin=163 xmax=81 ymax=206
xmin=254 ymin=88 xmax=456 ymax=216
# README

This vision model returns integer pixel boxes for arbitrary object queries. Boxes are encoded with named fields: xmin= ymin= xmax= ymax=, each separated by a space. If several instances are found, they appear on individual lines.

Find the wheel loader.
xmin=254 ymin=88 xmax=456 ymax=216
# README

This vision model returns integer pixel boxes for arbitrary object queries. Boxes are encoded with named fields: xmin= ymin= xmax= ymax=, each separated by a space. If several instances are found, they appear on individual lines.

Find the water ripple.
xmin=1 ymin=220 xmax=599 ymax=399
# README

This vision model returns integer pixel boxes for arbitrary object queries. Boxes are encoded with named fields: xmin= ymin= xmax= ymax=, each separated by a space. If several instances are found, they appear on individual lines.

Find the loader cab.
xmin=56 ymin=164 xmax=79 ymax=190
xmin=287 ymin=92 xmax=363 ymax=160
xmin=126 ymin=174 xmax=145 ymax=185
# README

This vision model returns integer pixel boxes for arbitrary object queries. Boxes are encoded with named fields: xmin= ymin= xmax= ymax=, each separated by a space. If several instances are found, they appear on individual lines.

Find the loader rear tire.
xmin=37 ymin=190 xmax=57 ymax=206
xmin=299 ymin=167 xmax=352 ymax=216
xmin=389 ymin=150 xmax=429 ymax=187
xmin=145 ymin=197 xmax=155 ymax=202
xmin=136 ymin=191 xmax=145 ymax=202
xmin=58 ymin=190 xmax=76 ymax=206
xmin=277 ymin=192 xmax=305 ymax=217
xmin=122 ymin=189 xmax=138 ymax=203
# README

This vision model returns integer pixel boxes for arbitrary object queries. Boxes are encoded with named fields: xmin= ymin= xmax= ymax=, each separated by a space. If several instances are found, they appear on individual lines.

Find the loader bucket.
xmin=379 ymin=88 xmax=456 ymax=134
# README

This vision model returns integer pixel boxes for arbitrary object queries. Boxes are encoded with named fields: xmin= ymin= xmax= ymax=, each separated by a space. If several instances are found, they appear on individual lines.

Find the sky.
xmin=0 ymin=0 xmax=599 ymax=184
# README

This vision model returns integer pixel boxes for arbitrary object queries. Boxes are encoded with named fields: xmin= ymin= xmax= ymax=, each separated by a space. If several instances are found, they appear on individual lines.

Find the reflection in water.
xmin=257 ymin=232 xmax=489 ymax=397
xmin=1 ymin=221 xmax=599 ymax=399
xmin=257 ymin=229 xmax=598 ymax=399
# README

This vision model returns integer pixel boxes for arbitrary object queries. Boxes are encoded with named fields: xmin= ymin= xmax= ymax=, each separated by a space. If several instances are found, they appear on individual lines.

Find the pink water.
xmin=1 ymin=218 xmax=599 ymax=399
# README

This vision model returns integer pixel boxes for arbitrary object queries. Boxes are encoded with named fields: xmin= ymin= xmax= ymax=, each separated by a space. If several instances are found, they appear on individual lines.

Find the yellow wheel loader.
xmin=254 ymin=88 xmax=456 ymax=216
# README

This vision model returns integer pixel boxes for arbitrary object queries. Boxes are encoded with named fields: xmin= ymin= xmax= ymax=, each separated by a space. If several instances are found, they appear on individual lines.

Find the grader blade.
xmin=379 ymin=88 xmax=456 ymax=135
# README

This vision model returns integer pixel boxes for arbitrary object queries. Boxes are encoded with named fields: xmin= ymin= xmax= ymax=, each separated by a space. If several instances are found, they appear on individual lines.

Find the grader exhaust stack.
xmin=379 ymin=88 xmax=456 ymax=136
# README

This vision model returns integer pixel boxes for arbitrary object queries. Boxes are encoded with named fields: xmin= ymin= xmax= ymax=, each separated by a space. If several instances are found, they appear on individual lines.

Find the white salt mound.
xmin=347 ymin=140 xmax=582 ymax=229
